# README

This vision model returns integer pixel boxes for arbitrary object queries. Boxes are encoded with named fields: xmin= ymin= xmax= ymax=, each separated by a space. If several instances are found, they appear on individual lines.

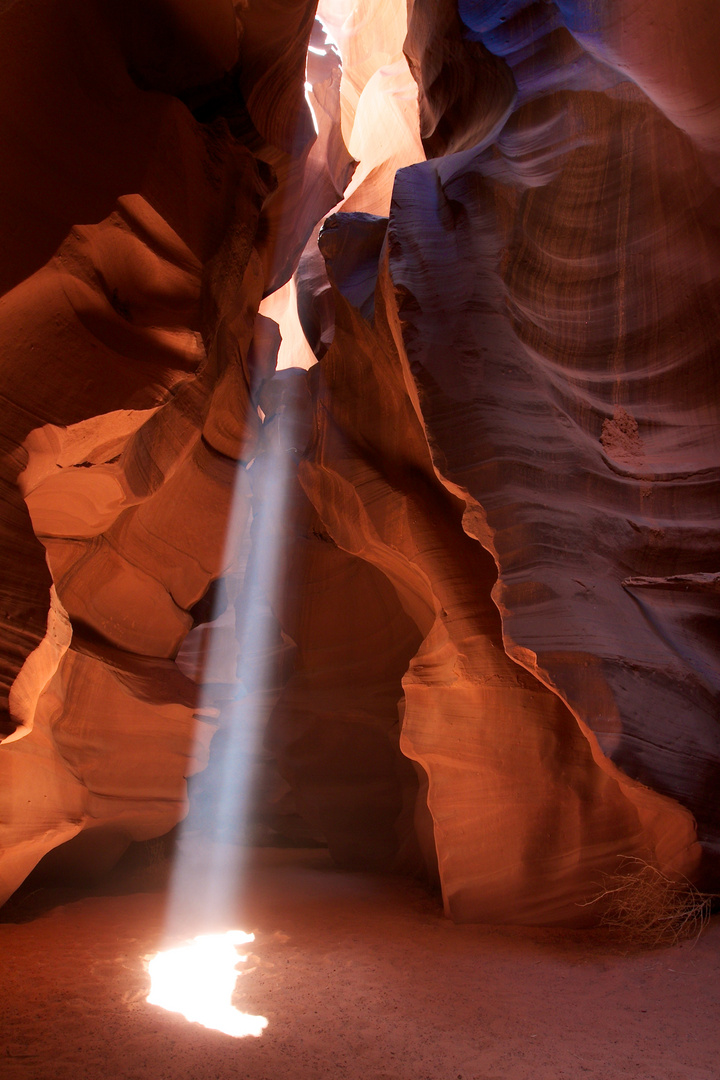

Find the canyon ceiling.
xmin=0 ymin=0 xmax=718 ymax=925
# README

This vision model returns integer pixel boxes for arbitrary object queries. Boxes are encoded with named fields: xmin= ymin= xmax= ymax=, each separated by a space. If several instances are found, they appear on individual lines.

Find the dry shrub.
xmin=586 ymin=856 xmax=715 ymax=949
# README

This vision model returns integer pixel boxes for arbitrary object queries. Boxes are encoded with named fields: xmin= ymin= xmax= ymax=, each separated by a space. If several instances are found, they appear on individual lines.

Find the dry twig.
xmin=583 ymin=857 xmax=715 ymax=949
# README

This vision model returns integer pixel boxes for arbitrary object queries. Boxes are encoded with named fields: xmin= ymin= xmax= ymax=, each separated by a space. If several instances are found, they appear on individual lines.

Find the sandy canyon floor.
xmin=1 ymin=847 xmax=718 ymax=1080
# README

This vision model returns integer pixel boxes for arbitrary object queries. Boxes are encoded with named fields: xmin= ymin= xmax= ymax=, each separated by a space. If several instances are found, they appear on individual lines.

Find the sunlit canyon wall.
xmin=0 ymin=0 xmax=718 ymax=924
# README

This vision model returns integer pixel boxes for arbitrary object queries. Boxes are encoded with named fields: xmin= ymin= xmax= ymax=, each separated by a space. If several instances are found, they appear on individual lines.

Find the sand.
xmin=1 ymin=848 xmax=718 ymax=1080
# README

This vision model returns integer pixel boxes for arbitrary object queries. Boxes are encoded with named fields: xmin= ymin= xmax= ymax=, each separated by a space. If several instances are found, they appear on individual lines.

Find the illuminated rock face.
xmin=0 ymin=0 xmax=718 ymax=923
xmin=391 ymin=0 xmax=720 ymax=913
xmin=0 ymin=0 xmax=341 ymax=899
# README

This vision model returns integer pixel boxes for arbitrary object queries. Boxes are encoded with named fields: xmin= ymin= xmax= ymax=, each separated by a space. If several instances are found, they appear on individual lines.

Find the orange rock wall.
xmin=0 ymin=0 xmax=718 ymax=923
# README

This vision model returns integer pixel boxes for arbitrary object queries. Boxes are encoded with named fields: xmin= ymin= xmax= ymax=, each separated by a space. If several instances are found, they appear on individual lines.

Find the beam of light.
xmin=161 ymin=418 xmax=295 ymax=923
xmin=147 ymin=930 xmax=268 ymax=1038
xmin=145 ymin=16 xmax=344 ymax=1037
xmin=304 ymin=81 xmax=320 ymax=135
xmin=146 ymin=418 xmax=296 ymax=1035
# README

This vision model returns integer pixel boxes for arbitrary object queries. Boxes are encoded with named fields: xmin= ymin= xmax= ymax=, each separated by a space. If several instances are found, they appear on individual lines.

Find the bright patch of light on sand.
xmin=147 ymin=931 xmax=268 ymax=1038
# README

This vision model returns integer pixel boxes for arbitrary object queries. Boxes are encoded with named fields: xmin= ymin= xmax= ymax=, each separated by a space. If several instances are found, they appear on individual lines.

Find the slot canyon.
xmin=0 ymin=1 xmax=718 ymax=1078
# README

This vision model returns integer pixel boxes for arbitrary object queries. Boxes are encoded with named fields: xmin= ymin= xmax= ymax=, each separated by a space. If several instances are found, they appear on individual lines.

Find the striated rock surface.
xmin=0 ymin=0 xmax=342 ymax=900
xmin=0 ymin=0 xmax=718 ymax=923
xmin=388 ymin=0 xmax=720 ymax=906
xmin=293 ymin=211 xmax=699 ymax=922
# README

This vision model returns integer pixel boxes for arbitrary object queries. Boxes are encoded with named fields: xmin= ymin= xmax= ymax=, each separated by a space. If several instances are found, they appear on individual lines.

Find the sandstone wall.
xmin=0 ymin=0 xmax=717 ymax=923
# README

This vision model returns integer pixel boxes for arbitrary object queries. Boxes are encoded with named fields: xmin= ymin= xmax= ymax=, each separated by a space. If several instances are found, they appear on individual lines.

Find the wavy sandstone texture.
xmin=0 ymin=0 xmax=718 ymax=924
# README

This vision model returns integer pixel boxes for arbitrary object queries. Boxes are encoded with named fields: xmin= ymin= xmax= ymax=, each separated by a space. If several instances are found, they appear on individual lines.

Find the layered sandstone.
xmin=0 ymin=0 xmax=718 ymax=923
xmin=0 ymin=0 xmax=342 ymax=899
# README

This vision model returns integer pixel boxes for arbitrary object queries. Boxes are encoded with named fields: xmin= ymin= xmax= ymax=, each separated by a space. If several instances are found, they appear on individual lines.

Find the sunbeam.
xmin=144 ymin=4 xmax=355 ymax=1037
xmin=145 ymin=66 xmax=316 ymax=1050
xmin=146 ymin=359 xmax=300 ymax=1031
xmin=147 ymin=930 xmax=268 ymax=1038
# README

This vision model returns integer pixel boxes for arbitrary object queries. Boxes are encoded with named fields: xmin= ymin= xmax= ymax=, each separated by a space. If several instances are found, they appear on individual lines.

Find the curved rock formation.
xmin=391 ymin=0 xmax=720 ymax=907
xmin=0 ymin=0 xmax=338 ymax=899
xmin=0 ymin=0 xmax=718 ymax=923
xmin=292 ymin=210 xmax=699 ymax=922
xmin=286 ymin=0 xmax=719 ymax=917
